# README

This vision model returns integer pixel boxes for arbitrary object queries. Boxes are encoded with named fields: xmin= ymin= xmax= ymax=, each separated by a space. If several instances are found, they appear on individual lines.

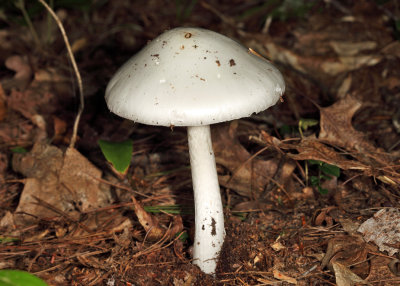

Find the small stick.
xmin=37 ymin=0 xmax=84 ymax=149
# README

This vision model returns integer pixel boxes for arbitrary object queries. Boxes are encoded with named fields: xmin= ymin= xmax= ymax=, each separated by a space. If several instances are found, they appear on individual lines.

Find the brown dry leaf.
xmin=382 ymin=41 xmax=400 ymax=59
xmin=318 ymin=95 xmax=373 ymax=152
xmin=264 ymin=42 xmax=381 ymax=77
xmin=60 ymin=147 xmax=111 ymax=211
xmin=322 ymin=55 xmax=381 ymax=76
xmin=34 ymin=68 xmax=69 ymax=83
xmin=318 ymin=94 xmax=398 ymax=177
xmin=12 ymin=142 xmax=112 ymax=225
xmin=131 ymin=196 xmax=163 ymax=241
xmin=271 ymin=238 xmax=286 ymax=252
xmin=384 ymin=76 xmax=400 ymax=90
xmin=338 ymin=218 xmax=361 ymax=236
xmin=366 ymin=256 xmax=400 ymax=285
xmin=329 ymin=41 xmax=377 ymax=57
xmin=272 ymin=268 xmax=297 ymax=285
xmin=5 ymin=55 xmax=32 ymax=84
xmin=332 ymin=261 xmax=369 ymax=286
xmin=232 ymin=201 xmax=271 ymax=212
xmin=314 ymin=207 xmax=337 ymax=227
xmin=53 ymin=116 xmax=67 ymax=141
xmin=0 ymin=30 xmax=13 ymax=50
xmin=321 ymin=236 xmax=368 ymax=271
xmin=280 ymin=139 xmax=367 ymax=171
xmin=71 ymin=37 xmax=88 ymax=53
xmin=0 ymin=84 xmax=6 ymax=121
xmin=269 ymin=132 xmax=400 ymax=186
xmin=7 ymin=89 xmax=55 ymax=120
xmin=358 ymin=208 xmax=400 ymax=256
xmin=131 ymin=195 xmax=183 ymax=241
xmin=0 ymin=211 xmax=15 ymax=231
xmin=0 ymin=152 xmax=7 ymax=181
xmin=0 ymin=120 xmax=33 ymax=146
xmin=337 ymin=74 xmax=352 ymax=99
xmin=212 ymin=123 xmax=279 ymax=197
xmin=256 ymin=277 xmax=278 ymax=285
xmin=264 ymin=42 xmax=306 ymax=73
xmin=320 ymin=236 xmax=372 ymax=285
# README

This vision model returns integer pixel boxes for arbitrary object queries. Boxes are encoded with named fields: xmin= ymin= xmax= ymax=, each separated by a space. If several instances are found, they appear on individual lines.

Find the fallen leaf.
xmin=317 ymin=94 xmax=400 ymax=185
xmin=329 ymin=41 xmax=377 ymax=57
xmin=5 ymin=55 xmax=32 ymax=83
xmin=0 ymin=30 xmax=13 ymax=50
xmin=337 ymin=74 xmax=352 ymax=99
xmin=12 ymin=142 xmax=113 ymax=225
xmin=314 ymin=207 xmax=337 ymax=227
xmin=0 ymin=211 xmax=15 ymax=231
xmin=7 ymin=89 xmax=55 ymax=121
xmin=271 ymin=240 xmax=286 ymax=252
xmin=366 ymin=256 xmax=400 ymax=285
xmin=264 ymin=42 xmax=381 ymax=77
xmin=256 ymin=277 xmax=278 ymax=285
xmin=60 ymin=147 xmax=111 ymax=211
xmin=321 ymin=237 xmax=368 ymax=271
xmin=212 ymin=123 xmax=279 ymax=197
xmin=280 ymin=139 xmax=367 ymax=171
xmin=131 ymin=196 xmax=163 ymax=241
xmin=131 ymin=195 xmax=183 ymax=241
xmin=358 ymin=208 xmax=400 ymax=256
xmin=0 ymin=152 xmax=7 ymax=181
xmin=382 ymin=41 xmax=400 ymax=59
xmin=34 ymin=68 xmax=69 ymax=83
xmin=0 ymin=84 xmax=6 ymax=121
xmin=273 ymin=268 xmax=297 ymax=284
xmin=332 ymin=261 xmax=369 ymax=286
xmin=338 ymin=218 xmax=360 ymax=236
xmin=71 ymin=37 xmax=88 ymax=53
xmin=319 ymin=95 xmax=371 ymax=151
xmin=52 ymin=116 xmax=67 ymax=142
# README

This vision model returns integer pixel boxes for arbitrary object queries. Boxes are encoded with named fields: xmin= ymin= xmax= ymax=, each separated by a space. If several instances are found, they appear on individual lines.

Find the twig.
xmin=37 ymin=0 xmax=84 ymax=149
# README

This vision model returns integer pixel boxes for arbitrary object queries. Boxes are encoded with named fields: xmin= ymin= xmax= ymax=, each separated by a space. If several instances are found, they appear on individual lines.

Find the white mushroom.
xmin=105 ymin=27 xmax=285 ymax=275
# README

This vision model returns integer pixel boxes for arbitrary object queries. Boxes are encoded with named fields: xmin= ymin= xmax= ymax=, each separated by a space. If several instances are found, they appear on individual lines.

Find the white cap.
xmin=105 ymin=27 xmax=285 ymax=127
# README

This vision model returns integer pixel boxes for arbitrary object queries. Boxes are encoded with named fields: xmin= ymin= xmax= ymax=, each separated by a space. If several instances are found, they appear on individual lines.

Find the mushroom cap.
xmin=105 ymin=27 xmax=285 ymax=127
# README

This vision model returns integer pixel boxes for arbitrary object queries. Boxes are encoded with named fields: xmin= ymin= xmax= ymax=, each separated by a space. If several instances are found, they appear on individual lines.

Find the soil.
xmin=0 ymin=0 xmax=400 ymax=285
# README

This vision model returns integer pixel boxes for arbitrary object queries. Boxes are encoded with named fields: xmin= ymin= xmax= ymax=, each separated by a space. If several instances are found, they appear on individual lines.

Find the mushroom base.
xmin=188 ymin=125 xmax=225 ymax=275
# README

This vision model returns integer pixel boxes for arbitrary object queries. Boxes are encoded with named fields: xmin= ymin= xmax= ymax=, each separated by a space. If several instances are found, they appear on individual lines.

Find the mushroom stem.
xmin=187 ymin=125 xmax=225 ymax=274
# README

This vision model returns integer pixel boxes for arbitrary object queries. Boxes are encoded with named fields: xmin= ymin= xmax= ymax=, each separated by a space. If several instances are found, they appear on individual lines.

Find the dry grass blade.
xmin=37 ymin=0 xmax=84 ymax=149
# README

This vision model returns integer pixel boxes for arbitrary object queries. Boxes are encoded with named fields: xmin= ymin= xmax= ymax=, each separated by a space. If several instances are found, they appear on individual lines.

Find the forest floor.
xmin=1 ymin=0 xmax=400 ymax=285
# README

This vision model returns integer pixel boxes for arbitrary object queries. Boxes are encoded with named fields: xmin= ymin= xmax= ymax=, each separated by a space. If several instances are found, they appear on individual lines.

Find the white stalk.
xmin=187 ymin=125 xmax=225 ymax=275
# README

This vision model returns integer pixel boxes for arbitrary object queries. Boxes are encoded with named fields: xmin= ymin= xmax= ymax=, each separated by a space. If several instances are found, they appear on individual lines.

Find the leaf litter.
xmin=0 ymin=0 xmax=400 ymax=285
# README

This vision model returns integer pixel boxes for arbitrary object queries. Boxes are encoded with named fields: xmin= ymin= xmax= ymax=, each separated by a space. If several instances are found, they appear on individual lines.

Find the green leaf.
xmin=279 ymin=124 xmax=293 ymax=136
xmin=307 ymin=160 xmax=340 ymax=177
xmin=320 ymin=174 xmax=332 ymax=181
xmin=176 ymin=231 xmax=189 ymax=242
xmin=317 ymin=186 xmax=329 ymax=195
xmin=0 ymin=270 xmax=48 ymax=286
xmin=272 ymin=0 xmax=315 ymax=21
xmin=321 ymin=163 xmax=340 ymax=177
xmin=0 ymin=236 xmax=19 ymax=243
xmin=98 ymin=139 xmax=133 ymax=174
xmin=299 ymin=118 xmax=319 ymax=131
xmin=308 ymin=159 xmax=322 ymax=166
xmin=10 ymin=147 xmax=28 ymax=154
xmin=232 ymin=211 xmax=248 ymax=221
xmin=310 ymin=175 xmax=319 ymax=187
